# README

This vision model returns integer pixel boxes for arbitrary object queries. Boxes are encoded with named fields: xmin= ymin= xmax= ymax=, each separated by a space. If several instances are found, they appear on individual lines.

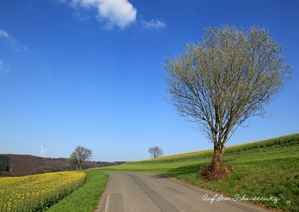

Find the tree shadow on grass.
xmin=165 ymin=163 xmax=209 ymax=176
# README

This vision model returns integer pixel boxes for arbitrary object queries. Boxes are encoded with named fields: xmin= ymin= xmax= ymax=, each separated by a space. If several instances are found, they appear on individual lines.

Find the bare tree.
xmin=70 ymin=146 xmax=92 ymax=170
xmin=164 ymin=25 xmax=292 ymax=179
xmin=149 ymin=146 xmax=164 ymax=158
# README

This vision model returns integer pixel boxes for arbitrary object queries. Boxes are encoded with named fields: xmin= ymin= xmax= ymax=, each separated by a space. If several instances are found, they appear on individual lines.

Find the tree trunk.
xmin=201 ymin=144 xmax=228 ymax=180
xmin=211 ymin=145 xmax=224 ymax=171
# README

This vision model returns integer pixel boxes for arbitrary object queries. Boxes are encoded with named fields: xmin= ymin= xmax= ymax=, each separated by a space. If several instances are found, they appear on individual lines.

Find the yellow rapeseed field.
xmin=0 ymin=171 xmax=86 ymax=212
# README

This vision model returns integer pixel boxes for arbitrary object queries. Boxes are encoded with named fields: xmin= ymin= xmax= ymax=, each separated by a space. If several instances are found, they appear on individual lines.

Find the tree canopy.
xmin=164 ymin=25 xmax=292 ymax=179
xmin=69 ymin=146 xmax=92 ymax=170
xmin=149 ymin=146 xmax=164 ymax=158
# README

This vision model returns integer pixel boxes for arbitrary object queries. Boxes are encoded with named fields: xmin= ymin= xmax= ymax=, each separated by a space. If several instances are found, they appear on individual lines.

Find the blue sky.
xmin=0 ymin=0 xmax=298 ymax=162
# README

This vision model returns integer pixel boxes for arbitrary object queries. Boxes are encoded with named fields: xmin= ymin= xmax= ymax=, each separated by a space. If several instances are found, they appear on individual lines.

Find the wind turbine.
xmin=40 ymin=145 xmax=48 ymax=157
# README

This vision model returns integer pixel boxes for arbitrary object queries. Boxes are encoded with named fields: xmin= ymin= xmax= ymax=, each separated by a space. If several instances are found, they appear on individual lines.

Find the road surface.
xmin=96 ymin=172 xmax=270 ymax=212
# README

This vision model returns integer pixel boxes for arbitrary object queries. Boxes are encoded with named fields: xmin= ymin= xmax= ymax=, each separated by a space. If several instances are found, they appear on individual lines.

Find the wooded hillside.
xmin=0 ymin=154 xmax=125 ymax=176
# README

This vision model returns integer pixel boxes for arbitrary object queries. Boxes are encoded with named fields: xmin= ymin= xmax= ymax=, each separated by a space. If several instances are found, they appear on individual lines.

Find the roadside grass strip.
xmin=0 ymin=171 xmax=86 ymax=212
xmin=46 ymin=169 xmax=108 ymax=212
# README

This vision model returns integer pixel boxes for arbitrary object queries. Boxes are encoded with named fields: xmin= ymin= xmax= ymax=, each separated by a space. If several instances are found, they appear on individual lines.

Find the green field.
xmin=46 ymin=169 xmax=108 ymax=212
xmin=100 ymin=133 xmax=299 ymax=212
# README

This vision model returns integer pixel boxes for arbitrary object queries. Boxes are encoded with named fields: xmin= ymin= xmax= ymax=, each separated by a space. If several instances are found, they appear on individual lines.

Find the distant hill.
xmin=0 ymin=154 xmax=125 ymax=176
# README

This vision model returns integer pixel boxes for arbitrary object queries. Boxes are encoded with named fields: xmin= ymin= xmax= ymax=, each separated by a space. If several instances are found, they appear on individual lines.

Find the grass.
xmin=46 ymin=169 xmax=108 ymax=212
xmin=100 ymin=133 xmax=299 ymax=212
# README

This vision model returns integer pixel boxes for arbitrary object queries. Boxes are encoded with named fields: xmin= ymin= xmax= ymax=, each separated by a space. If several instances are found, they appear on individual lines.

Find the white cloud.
xmin=141 ymin=19 xmax=166 ymax=30
xmin=0 ymin=29 xmax=28 ymax=52
xmin=0 ymin=30 xmax=9 ymax=38
xmin=0 ymin=60 xmax=8 ymax=73
xmin=73 ymin=11 xmax=91 ymax=21
xmin=63 ymin=0 xmax=137 ymax=29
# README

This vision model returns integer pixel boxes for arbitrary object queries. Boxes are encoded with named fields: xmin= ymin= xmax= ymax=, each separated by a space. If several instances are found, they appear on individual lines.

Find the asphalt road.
xmin=96 ymin=172 xmax=270 ymax=212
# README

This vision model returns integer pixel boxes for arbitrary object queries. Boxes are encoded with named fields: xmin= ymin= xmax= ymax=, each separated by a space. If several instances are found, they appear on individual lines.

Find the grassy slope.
xmin=100 ymin=133 xmax=299 ymax=212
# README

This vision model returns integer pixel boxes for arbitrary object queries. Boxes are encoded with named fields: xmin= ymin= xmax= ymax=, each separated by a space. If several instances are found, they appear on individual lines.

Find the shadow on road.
xmin=151 ymin=174 xmax=172 ymax=179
